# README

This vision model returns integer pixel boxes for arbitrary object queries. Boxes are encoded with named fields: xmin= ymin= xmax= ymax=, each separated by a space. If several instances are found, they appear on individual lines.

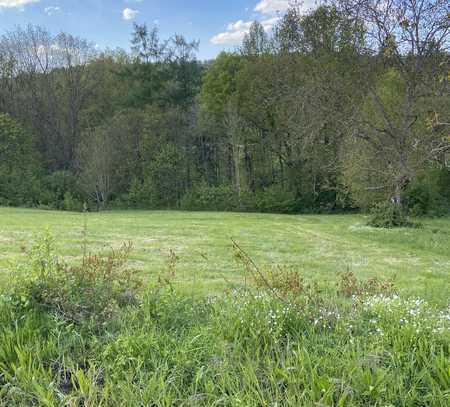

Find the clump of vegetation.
xmin=406 ymin=169 xmax=450 ymax=217
xmin=252 ymin=264 xmax=306 ymax=297
xmin=367 ymin=201 xmax=418 ymax=228
xmin=233 ymin=239 xmax=316 ymax=300
xmin=10 ymin=231 xmax=141 ymax=329
xmin=338 ymin=271 xmax=397 ymax=299
xmin=249 ymin=186 xmax=300 ymax=214
xmin=180 ymin=184 xmax=240 ymax=211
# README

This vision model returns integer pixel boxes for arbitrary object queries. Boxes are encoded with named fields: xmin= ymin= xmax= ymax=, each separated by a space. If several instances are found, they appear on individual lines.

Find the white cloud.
xmin=0 ymin=0 xmax=39 ymax=8
xmin=44 ymin=6 xmax=60 ymax=16
xmin=210 ymin=16 xmax=280 ymax=45
xmin=122 ymin=7 xmax=139 ymax=21
xmin=255 ymin=0 xmax=317 ymax=15
xmin=254 ymin=0 xmax=290 ymax=14
xmin=211 ymin=0 xmax=321 ymax=45
xmin=210 ymin=20 xmax=252 ymax=45
xmin=260 ymin=16 xmax=280 ymax=30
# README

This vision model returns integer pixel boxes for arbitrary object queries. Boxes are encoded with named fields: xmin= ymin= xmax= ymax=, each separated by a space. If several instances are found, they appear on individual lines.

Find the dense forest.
xmin=0 ymin=0 xmax=449 ymax=217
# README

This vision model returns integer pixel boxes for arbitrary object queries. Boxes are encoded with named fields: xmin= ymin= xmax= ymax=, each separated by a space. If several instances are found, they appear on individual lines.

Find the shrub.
xmin=63 ymin=192 xmax=84 ymax=212
xmin=180 ymin=183 xmax=240 ymax=211
xmin=367 ymin=201 xmax=417 ymax=228
xmin=11 ymin=231 xmax=141 ymax=329
xmin=246 ymin=185 xmax=300 ymax=213
xmin=125 ymin=177 xmax=146 ymax=208
xmin=180 ymin=183 xmax=302 ymax=214
xmin=0 ymin=113 xmax=43 ymax=207
xmin=232 ymin=239 xmax=320 ymax=303
xmin=0 ymin=168 xmax=41 ymax=207
xmin=406 ymin=169 xmax=450 ymax=217
xmin=38 ymin=171 xmax=83 ymax=210
xmin=253 ymin=265 xmax=306 ymax=297
xmin=338 ymin=272 xmax=396 ymax=298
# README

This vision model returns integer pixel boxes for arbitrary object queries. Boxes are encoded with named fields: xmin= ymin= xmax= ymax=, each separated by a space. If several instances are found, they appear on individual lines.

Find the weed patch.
xmin=9 ymin=231 xmax=141 ymax=330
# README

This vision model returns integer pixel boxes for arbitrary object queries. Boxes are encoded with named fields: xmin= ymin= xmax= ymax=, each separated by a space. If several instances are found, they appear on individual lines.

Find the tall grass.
xmin=0 ymin=233 xmax=448 ymax=406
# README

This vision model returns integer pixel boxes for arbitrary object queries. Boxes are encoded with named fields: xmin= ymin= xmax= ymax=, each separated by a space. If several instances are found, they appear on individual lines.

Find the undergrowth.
xmin=367 ymin=201 xmax=420 ymax=228
xmin=8 ymin=230 xmax=141 ymax=330
xmin=0 ymin=232 xmax=448 ymax=406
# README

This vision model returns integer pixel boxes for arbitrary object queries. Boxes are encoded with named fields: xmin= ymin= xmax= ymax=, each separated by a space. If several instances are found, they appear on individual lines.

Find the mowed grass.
xmin=0 ymin=207 xmax=449 ymax=302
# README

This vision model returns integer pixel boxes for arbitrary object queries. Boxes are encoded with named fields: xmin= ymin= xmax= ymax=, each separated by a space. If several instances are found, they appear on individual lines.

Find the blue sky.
xmin=0 ymin=1 xmax=315 ymax=60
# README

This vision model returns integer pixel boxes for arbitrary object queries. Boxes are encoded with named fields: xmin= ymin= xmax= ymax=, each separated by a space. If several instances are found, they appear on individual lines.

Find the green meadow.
xmin=1 ymin=207 xmax=449 ymax=301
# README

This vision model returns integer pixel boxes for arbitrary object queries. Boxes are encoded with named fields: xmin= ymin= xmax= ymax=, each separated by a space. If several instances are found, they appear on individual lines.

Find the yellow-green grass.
xmin=0 ymin=207 xmax=449 ymax=303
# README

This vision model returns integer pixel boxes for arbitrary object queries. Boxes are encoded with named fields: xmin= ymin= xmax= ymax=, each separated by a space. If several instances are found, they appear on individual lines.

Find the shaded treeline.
xmin=0 ymin=0 xmax=449 ymax=214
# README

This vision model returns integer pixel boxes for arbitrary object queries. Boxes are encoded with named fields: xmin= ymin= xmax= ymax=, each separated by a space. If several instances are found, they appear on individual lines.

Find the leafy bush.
xmin=367 ymin=201 xmax=418 ymax=228
xmin=11 ymin=232 xmax=141 ymax=329
xmin=247 ymin=185 xmax=300 ymax=213
xmin=180 ymin=183 xmax=301 ymax=213
xmin=63 ymin=191 xmax=84 ymax=212
xmin=180 ymin=183 xmax=240 ymax=211
xmin=0 ymin=113 xmax=43 ymax=207
xmin=38 ymin=171 xmax=83 ymax=211
xmin=0 ymin=169 xmax=41 ymax=207
xmin=406 ymin=169 xmax=450 ymax=217
xmin=125 ymin=177 xmax=146 ymax=208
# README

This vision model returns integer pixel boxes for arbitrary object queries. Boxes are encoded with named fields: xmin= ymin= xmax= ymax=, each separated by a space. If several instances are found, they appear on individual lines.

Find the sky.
xmin=0 ymin=0 xmax=316 ymax=60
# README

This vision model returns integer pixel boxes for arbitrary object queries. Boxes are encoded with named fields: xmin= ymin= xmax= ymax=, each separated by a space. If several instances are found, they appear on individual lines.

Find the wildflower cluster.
xmin=359 ymin=294 xmax=450 ymax=336
xmin=214 ymin=289 xmax=299 ymax=345
xmin=311 ymin=305 xmax=342 ymax=330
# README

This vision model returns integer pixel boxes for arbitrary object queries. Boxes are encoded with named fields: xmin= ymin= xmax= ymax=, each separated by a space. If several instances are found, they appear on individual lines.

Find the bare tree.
xmin=224 ymin=104 xmax=243 ymax=201
xmin=77 ymin=127 xmax=114 ymax=210
xmin=337 ymin=0 xmax=450 ymax=205
xmin=0 ymin=25 xmax=98 ymax=169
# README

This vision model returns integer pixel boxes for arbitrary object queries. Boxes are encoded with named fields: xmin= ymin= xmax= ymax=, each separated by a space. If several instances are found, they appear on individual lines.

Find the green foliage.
xmin=249 ymin=185 xmax=299 ymax=213
xmin=0 ymin=113 xmax=41 ymax=206
xmin=63 ymin=192 xmax=84 ymax=212
xmin=38 ymin=171 xmax=83 ymax=211
xmin=180 ymin=184 xmax=301 ymax=213
xmin=367 ymin=201 xmax=417 ymax=228
xmin=296 ymin=5 xmax=365 ymax=54
xmin=180 ymin=183 xmax=240 ymax=211
xmin=10 ymin=232 xmax=141 ymax=330
xmin=200 ymin=52 xmax=242 ymax=119
xmin=406 ymin=169 xmax=450 ymax=217
xmin=0 ymin=2 xmax=448 ymax=217
xmin=143 ymin=143 xmax=185 ymax=208
xmin=242 ymin=21 xmax=270 ymax=56
xmin=0 ymin=113 xmax=33 ymax=164
xmin=128 ymin=25 xmax=201 ymax=108
xmin=124 ymin=177 xmax=145 ymax=208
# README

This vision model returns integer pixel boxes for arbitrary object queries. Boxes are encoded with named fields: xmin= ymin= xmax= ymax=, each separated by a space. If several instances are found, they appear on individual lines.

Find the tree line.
xmin=0 ymin=0 xmax=449 ymax=216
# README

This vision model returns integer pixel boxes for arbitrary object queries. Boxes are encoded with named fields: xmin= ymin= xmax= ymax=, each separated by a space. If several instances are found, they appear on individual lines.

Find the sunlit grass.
xmin=1 ymin=207 xmax=449 ymax=303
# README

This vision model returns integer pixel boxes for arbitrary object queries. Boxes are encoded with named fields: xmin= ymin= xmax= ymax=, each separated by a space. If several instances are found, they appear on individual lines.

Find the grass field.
xmin=0 ymin=207 xmax=449 ymax=302
xmin=0 ymin=207 xmax=449 ymax=405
